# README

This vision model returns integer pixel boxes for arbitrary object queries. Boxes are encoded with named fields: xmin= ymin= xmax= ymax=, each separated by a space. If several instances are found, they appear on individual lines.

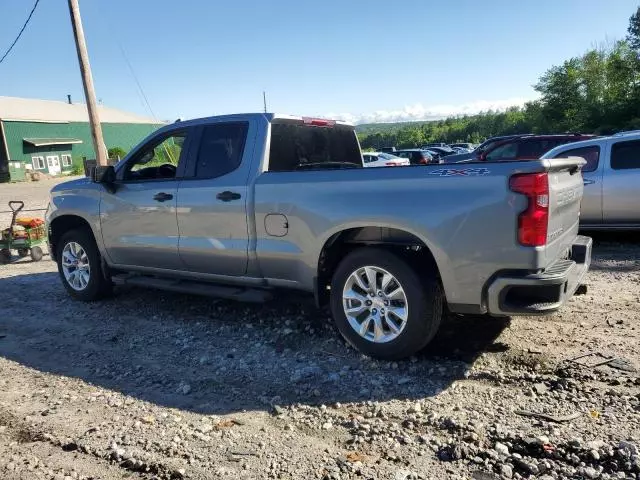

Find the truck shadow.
xmin=0 ymin=271 xmax=510 ymax=415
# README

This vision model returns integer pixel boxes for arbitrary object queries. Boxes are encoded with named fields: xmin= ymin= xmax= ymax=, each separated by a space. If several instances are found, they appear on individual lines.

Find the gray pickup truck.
xmin=46 ymin=113 xmax=592 ymax=359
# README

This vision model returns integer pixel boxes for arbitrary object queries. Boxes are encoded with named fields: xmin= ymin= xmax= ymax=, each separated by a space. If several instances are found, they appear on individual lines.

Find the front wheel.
xmin=330 ymin=248 xmax=443 ymax=360
xmin=56 ymin=228 xmax=112 ymax=301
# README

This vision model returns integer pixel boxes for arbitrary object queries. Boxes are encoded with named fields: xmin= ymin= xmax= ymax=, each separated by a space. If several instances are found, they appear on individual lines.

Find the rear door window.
xmin=611 ymin=139 xmax=640 ymax=170
xmin=555 ymin=145 xmax=600 ymax=173
xmin=194 ymin=122 xmax=248 ymax=179
xmin=268 ymin=123 xmax=362 ymax=171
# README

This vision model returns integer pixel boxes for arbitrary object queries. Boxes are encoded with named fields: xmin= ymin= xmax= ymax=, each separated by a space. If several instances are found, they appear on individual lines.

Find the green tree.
xmin=627 ymin=6 xmax=640 ymax=51
xmin=108 ymin=146 xmax=127 ymax=160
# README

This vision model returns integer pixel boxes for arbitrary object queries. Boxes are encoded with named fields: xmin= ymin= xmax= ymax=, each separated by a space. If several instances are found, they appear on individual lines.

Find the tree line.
xmin=358 ymin=7 xmax=640 ymax=150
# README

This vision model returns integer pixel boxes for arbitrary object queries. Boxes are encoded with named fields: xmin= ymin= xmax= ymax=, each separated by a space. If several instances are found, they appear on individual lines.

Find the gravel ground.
xmin=0 ymin=178 xmax=638 ymax=480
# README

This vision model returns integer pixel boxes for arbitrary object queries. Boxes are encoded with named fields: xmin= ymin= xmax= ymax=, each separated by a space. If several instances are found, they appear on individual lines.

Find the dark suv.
xmin=393 ymin=149 xmax=435 ymax=164
xmin=478 ymin=134 xmax=595 ymax=162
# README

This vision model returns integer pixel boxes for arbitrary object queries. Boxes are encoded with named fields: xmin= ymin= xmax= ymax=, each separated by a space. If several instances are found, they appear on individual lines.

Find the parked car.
xmin=425 ymin=146 xmax=456 ymax=157
xmin=422 ymin=142 xmax=448 ymax=148
xmin=450 ymin=143 xmax=475 ymax=151
xmin=363 ymin=152 xmax=410 ymax=168
xmin=393 ymin=149 xmax=435 ymax=164
xmin=422 ymin=149 xmax=444 ymax=162
xmin=47 ymin=113 xmax=591 ymax=360
xmin=379 ymin=147 xmax=397 ymax=153
xmin=450 ymin=146 xmax=471 ymax=153
xmin=444 ymin=135 xmax=532 ymax=163
xmin=542 ymin=130 xmax=640 ymax=230
xmin=478 ymin=134 xmax=595 ymax=162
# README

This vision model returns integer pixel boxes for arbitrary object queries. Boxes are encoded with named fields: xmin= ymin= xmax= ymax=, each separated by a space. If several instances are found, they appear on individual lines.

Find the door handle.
xmin=583 ymin=179 xmax=595 ymax=185
xmin=216 ymin=191 xmax=241 ymax=202
xmin=153 ymin=192 xmax=174 ymax=202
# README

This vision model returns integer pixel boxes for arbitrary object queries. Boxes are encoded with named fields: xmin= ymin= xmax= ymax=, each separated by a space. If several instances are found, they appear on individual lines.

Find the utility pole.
xmin=68 ymin=0 xmax=107 ymax=166
xmin=263 ymin=91 xmax=267 ymax=113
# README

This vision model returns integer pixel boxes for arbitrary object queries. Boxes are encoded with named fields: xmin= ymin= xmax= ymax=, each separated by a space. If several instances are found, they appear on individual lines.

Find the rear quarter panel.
xmin=252 ymin=163 xmax=549 ymax=307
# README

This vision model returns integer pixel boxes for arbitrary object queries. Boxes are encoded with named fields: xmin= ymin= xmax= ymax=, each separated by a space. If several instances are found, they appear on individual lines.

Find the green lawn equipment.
xmin=0 ymin=201 xmax=46 ymax=264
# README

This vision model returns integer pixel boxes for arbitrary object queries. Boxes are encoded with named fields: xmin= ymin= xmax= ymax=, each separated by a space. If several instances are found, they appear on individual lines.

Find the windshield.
xmin=378 ymin=152 xmax=401 ymax=160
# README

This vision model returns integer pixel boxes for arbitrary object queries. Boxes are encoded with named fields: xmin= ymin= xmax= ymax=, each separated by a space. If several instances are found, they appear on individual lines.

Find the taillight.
xmin=419 ymin=156 xmax=428 ymax=164
xmin=509 ymin=173 xmax=549 ymax=247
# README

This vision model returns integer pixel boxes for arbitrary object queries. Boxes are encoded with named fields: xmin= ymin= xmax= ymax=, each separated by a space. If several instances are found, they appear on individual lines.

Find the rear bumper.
xmin=486 ymin=235 xmax=592 ymax=316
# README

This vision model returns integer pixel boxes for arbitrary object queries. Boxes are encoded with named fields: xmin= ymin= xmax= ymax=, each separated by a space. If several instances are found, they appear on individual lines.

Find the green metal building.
xmin=0 ymin=96 xmax=163 ymax=182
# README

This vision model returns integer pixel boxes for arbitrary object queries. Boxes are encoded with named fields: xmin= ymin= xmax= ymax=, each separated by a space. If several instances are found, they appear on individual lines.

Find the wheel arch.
xmin=315 ymin=225 xmax=451 ymax=307
xmin=48 ymin=214 xmax=96 ymax=262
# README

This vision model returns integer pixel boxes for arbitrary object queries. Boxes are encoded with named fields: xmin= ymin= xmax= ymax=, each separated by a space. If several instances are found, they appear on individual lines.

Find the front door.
xmin=100 ymin=129 xmax=193 ymax=270
xmin=46 ymin=155 xmax=61 ymax=175
xmin=603 ymin=138 xmax=640 ymax=225
xmin=177 ymin=121 xmax=253 ymax=276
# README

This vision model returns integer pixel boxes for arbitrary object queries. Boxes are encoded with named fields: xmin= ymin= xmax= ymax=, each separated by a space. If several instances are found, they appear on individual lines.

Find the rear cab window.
xmin=267 ymin=120 xmax=362 ymax=172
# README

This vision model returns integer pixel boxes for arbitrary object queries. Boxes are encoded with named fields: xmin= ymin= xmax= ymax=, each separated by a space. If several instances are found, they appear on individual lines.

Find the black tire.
xmin=30 ymin=246 xmax=43 ymax=261
xmin=18 ymin=248 xmax=29 ymax=258
xmin=0 ymin=249 xmax=10 ymax=264
xmin=330 ymin=247 xmax=443 ymax=360
xmin=56 ymin=228 xmax=112 ymax=301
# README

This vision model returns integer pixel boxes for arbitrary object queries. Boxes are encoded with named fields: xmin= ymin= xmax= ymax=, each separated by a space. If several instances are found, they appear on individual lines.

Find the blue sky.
xmin=1 ymin=0 xmax=638 ymax=123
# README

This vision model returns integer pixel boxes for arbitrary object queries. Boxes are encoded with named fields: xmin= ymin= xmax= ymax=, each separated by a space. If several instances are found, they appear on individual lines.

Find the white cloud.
xmin=326 ymin=98 xmax=532 ymax=125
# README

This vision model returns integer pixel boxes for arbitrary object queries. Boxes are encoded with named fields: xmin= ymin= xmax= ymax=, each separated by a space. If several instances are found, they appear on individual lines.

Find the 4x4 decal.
xmin=428 ymin=167 xmax=490 ymax=177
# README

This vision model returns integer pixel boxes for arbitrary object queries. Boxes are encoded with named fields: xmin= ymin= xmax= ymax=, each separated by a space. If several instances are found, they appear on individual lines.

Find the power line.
xmin=116 ymin=40 xmax=158 ymax=120
xmin=95 ymin=0 xmax=158 ymax=123
xmin=0 ymin=0 xmax=41 ymax=65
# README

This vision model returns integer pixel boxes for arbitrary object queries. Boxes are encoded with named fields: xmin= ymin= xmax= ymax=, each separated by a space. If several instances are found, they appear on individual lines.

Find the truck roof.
xmin=162 ymin=113 xmax=354 ymax=130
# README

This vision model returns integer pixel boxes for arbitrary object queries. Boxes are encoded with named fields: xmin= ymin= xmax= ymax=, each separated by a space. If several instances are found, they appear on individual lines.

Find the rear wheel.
xmin=330 ymin=248 xmax=443 ymax=360
xmin=56 ymin=228 xmax=112 ymax=301
xmin=30 ymin=246 xmax=43 ymax=262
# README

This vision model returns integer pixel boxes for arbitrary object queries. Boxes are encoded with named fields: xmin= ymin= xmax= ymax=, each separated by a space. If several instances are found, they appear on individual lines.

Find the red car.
xmin=478 ymin=134 xmax=596 ymax=162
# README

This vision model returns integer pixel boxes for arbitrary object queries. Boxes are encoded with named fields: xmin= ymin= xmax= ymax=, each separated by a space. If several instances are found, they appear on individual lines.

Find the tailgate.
xmin=543 ymin=157 xmax=585 ymax=267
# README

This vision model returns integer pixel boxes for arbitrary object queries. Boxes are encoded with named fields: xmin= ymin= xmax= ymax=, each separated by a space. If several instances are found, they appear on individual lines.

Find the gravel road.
xmin=0 ymin=178 xmax=638 ymax=480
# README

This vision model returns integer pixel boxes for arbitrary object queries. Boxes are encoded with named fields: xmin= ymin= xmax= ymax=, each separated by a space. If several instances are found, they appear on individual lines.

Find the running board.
xmin=111 ymin=274 xmax=273 ymax=303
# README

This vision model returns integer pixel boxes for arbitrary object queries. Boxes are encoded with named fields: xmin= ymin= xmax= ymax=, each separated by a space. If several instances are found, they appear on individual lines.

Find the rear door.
xmin=176 ymin=120 xmax=255 ymax=276
xmin=554 ymin=144 xmax=603 ymax=225
xmin=603 ymin=138 xmax=640 ymax=225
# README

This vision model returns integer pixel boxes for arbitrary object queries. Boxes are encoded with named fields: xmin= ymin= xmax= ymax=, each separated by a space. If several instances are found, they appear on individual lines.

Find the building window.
xmin=32 ymin=156 xmax=45 ymax=170
xmin=61 ymin=154 xmax=73 ymax=167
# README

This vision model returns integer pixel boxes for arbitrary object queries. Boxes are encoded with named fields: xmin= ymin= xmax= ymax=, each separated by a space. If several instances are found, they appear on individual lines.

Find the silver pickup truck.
xmin=542 ymin=130 xmax=640 ymax=230
xmin=46 ymin=113 xmax=592 ymax=359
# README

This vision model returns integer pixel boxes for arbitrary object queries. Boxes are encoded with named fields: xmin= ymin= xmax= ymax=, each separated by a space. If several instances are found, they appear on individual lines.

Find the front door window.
xmin=123 ymin=133 xmax=186 ymax=181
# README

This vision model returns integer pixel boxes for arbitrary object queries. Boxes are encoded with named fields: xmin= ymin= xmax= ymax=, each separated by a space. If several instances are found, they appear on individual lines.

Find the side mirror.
xmin=93 ymin=165 xmax=117 ymax=192
xmin=93 ymin=165 xmax=116 ymax=183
